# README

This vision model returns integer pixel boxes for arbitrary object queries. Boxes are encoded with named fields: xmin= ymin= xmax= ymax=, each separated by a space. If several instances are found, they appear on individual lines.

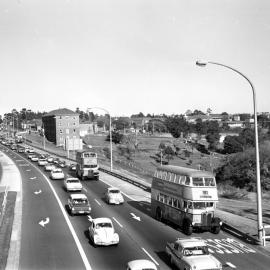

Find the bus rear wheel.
xmin=183 ymin=219 xmax=193 ymax=235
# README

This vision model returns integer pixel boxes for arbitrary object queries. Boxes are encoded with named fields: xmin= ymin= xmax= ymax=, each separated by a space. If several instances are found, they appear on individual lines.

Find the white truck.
xmin=165 ymin=238 xmax=223 ymax=270
xmin=76 ymin=150 xmax=99 ymax=180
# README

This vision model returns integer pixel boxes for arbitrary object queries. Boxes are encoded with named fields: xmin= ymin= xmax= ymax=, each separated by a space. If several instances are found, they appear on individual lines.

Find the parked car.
xmin=64 ymin=177 xmax=82 ymax=192
xmin=17 ymin=147 xmax=25 ymax=153
xmin=165 ymin=238 xmax=223 ymax=270
xmin=68 ymin=193 xmax=91 ymax=215
xmin=38 ymin=158 xmax=48 ymax=166
xmin=50 ymin=168 xmax=65 ymax=180
xmin=105 ymin=187 xmax=124 ymax=205
xmin=126 ymin=260 xmax=157 ymax=270
xmin=88 ymin=217 xmax=119 ymax=247
xmin=44 ymin=163 xmax=56 ymax=171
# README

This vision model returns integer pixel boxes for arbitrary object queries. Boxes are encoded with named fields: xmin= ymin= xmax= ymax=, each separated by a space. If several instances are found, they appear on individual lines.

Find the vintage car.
xmin=44 ymin=163 xmax=56 ymax=171
xmin=88 ymin=217 xmax=119 ymax=247
xmin=46 ymin=156 xmax=54 ymax=163
xmin=38 ymin=158 xmax=48 ymax=166
xmin=64 ymin=177 xmax=82 ymax=192
xmin=105 ymin=187 xmax=124 ymax=205
xmin=30 ymin=155 xmax=39 ymax=162
xmin=166 ymin=238 xmax=223 ymax=270
xmin=50 ymin=168 xmax=65 ymax=180
xmin=69 ymin=163 xmax=77 ymax=171
xmin=126 ymin=259 xmax=157 ymax=270
xmin=68 ymin=193 xmax=91 ymax=215
xmin=58 ymin=161 xmax=66 ymax=168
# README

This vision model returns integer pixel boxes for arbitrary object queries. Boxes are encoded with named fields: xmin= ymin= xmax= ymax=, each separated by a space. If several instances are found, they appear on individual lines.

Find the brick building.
xmin=42 ymin=108 xmax=81 ymax=149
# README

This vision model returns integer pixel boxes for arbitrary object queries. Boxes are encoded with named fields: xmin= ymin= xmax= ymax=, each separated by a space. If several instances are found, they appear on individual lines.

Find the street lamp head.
xmin=196 ymin=60 xmax=208 ymax=67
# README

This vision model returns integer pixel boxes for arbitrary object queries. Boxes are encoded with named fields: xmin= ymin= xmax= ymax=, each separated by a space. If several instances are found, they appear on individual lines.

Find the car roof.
xmin=127 ymin=259 xmax=157 ymax=270
xmin=108 ymin=187 xmax=120 ymax=191
xmin=70 ymin=193 xmax=87 ymax=199
xmin=176 ymin=238 xmax=206 ymax=248
xmin=66 ymin=177 xmax=80 ymax=181
xmin=52 ymin=168 xmax=63 ymax=172
xmin=93 ymin=217 xmax=112 ymax=224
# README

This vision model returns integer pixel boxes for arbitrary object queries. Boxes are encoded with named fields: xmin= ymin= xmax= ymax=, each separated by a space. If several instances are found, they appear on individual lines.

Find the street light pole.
xmin=87 ymin=107 xmax=113 ymax=171
xmin=196 ymin=60 xmax=263 ymax=243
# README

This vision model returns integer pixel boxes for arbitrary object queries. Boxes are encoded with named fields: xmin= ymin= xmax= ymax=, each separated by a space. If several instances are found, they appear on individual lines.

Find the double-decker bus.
xmin=151 ymin=165 xmax=222 ymax=235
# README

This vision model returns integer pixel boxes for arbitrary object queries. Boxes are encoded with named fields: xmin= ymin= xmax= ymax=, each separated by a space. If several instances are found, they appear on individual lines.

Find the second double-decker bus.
xmin=151 ymin=165 xmax=222 ymax=235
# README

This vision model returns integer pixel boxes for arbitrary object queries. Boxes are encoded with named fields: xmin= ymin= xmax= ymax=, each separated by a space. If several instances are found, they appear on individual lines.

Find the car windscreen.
xmin=109 ymin=190 xmax=120 ymax=194
xmin=183 ymin=246 xmax=209 ymax=256
xmin=67 ymin=179 xmax=79 ymax=183
xmin=72 ymin=199 xmax=88 ymax=205
xmin=96 ymin=222 xmax=112 ymax=229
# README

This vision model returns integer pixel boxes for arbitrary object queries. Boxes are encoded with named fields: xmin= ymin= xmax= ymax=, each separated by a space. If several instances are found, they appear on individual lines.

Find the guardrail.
xmin=262 ymin=224 xmax=270 ymax=246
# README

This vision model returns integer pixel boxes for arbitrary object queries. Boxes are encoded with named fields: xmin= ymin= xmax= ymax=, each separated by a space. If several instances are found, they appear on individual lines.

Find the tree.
xmin=223 ymin=136 xmax=243 ymax=154
xmin=107 ymin=131 xmax=123 ymax=144
xmin=165 ymin=116 xmax=189 ymax=138
xmin=164 ymin=145 xmax=175 ymax=164
xmin=206 ymin=108 xmax=212 ymax=115
xmin=205 ymin=121 xmax=220 ymax=150
xmin=113 ymin=118 xmax=130 ymax=131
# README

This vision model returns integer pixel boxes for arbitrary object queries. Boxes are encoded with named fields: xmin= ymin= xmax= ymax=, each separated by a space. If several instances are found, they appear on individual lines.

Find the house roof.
xmin=43 ymin=108 xmax=78 ymax=117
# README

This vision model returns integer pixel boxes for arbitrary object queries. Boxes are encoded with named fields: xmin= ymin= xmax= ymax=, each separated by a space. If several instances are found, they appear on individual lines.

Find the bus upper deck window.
xmin=192 ymin=177 xmax=204 ymax=186
xmin=185 ymin=177 xmax=190 ymax=185
xmin=205 ymin=178 xmax=216 ymax=186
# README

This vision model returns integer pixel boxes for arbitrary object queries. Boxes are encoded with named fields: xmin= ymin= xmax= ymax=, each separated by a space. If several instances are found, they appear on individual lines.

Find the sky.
xmin=0 ymin=0 xmax=270 ymax=117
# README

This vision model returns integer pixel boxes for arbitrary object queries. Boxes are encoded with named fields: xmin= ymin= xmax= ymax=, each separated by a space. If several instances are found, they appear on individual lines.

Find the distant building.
xmin=42 ymin=108 xmax=82 ymax=149
xmin=79 ymin=122 xmax=98 ymax=137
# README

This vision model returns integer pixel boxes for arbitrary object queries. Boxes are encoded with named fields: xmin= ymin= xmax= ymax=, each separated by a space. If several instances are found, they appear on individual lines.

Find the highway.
xmin=1 ymin=144 xmax=270 ymax=270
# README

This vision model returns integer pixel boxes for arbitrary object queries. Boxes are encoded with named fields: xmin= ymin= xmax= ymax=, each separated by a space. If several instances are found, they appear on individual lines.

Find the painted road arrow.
xmin=34 ymin=190 xmax=42 ymax=195
xmin=87 ymin=215 xmax=93 ymax=222
xmin=39 ymin=217 xmax=50 ymax=227
xmin=131 ymin=213 xmax=141 ymax=221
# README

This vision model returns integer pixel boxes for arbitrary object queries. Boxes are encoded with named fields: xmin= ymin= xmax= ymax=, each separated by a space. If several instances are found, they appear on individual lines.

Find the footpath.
xmin=0 ymin=150 xmax=22 ymax=270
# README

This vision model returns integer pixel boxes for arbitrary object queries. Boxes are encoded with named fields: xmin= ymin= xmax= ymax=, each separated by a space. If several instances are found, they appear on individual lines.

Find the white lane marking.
xmin=131 ymin=213 xmax=141 ymax=221
xmin=14 ymin=153 xmax=92 ymax=270
xmin=87 ymin=215 xmax=93 ymax=222
xmin=112 ymin=217 xmax=123 ymax=228
xmin=29 ymin=177 xmax=37 ymax=180
xmin=226 ymin=262 xmax=236 ymax=268
xmin=19 ymin=164 xmax=29 ymax=167
xmin=26 ymin=169 xmax=31 ymax=171
xmin=34 ymin=190 xmax=42 ymax=195
xmin=39 ymin=217 xmax=50 ymax=227
xmin=141 ymin=247 xmax=159 ymax=266
xmin=83 ymin=187 xmax=87 ymax=192
xmin=95 ymin=199 xmax=101 ymax=206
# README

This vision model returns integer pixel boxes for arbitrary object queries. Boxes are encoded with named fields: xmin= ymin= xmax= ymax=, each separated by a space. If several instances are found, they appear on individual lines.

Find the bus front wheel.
xmin=183 ymin=219 xmax=193 ymax=235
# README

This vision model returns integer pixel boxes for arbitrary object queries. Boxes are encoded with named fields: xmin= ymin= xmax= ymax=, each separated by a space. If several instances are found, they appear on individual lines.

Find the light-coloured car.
xmin=69 ymin=163 xmax=76 ymax=171
xmin=68 ymin=193 xmax=91 ymax=215
xmin=126 ymin=260 xmax=157 ymax=270
xmin=50 ymin=168 xmax=65 ymax=180
xmin=30 ymin=155 xmax=38 ymax=162
xmin=166 ymin=238 xmax=223 ymax=270
xmin=88 ymin=217 xmax=119 ymax=246
xmin=38 ymin=158 xmax=48 ymax=166
xmin=105 ymin=187 xmax=124 ymax=205
xmin=47 ymin=156 xmax=54 ymax=163
xmin=64 ymin=177 xmax=82 ymax=192
xmin=44 ymin=163 xmax=56 ymax=171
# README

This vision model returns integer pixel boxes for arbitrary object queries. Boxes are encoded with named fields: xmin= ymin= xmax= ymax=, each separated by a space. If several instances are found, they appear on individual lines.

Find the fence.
xmin=262 ymin=224 xmax=270 ymax=246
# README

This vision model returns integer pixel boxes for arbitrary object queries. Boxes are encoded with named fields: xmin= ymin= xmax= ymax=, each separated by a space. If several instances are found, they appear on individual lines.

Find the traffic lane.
xmin=83 ymin=174 xmax=270 ymax=270
xmin=6 ymin=150 xmax=87 ymax=270
xmin=44 ymin=178 xmax=157 ymax=270
xmin=15 ymin=149 xmax=270 ymax=270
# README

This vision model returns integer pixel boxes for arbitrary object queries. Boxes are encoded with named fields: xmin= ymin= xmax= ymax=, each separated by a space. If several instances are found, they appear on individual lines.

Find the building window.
xmin=73 ymin=129 xmax=76 ymax=133
xmin=59 ymin=129 xmax=63 ymax=134
xmin=73 ymin=122 xmax=76 ymax=125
